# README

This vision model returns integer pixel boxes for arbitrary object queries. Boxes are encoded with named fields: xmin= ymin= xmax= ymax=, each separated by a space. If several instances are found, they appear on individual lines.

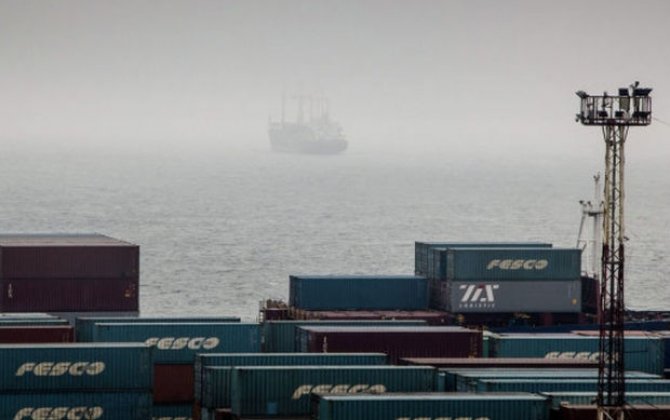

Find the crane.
xmin=575 ymin=82 xmax=652 ymax=420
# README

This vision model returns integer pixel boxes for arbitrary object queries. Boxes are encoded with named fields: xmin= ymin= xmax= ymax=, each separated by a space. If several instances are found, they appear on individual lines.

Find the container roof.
xmin=319 ymin=392 xmax=547 ymax=401
xmin=0 ymin=233 xmax=136 ymax=247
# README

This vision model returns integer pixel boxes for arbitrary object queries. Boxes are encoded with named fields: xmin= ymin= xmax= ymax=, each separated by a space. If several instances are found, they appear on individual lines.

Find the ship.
xmin=269 ymin=94 xmax=348 ymax=154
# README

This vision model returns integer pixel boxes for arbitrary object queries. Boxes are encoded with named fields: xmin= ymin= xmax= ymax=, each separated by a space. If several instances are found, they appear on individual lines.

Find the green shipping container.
xmin=317 ymin=393 xmax=550 ymax=420
xmin=490 ymin=333 xmax=664 ymax=375
xmin=230 ymin=366 xmax=436 ymax=417
xmin=195 ymin=353 xmax=387 ymax=406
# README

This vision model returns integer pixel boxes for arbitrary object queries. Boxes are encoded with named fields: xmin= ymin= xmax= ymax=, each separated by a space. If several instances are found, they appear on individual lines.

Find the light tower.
xmin=576 ymin=83 xmax=652 ymax=420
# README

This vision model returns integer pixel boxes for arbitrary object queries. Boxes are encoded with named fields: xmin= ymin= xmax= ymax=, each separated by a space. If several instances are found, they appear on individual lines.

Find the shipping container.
xmin=434 ymin=279 xmax=582 ymax=313
xmin=1 ymin=277 xmax=139 ymax=312
xmin=289 ymin=309 xmax=450 ymax=325
xmin=289 ymin=275 xmax=428 ymax=311
xmin=475 ymin=378 xmax=670 ymax=393
xmin=76 ymin=316 xmax=241 ymax=341
xmin=263 ymin=320 xmax=427 ymax=353
xmin=0 ymin=325 xmax=73 ymax=343
xmin=229 ymin=366 xmax=436 ymax=417
xmin=540 ymin=392 xmax=670 ymax=411
xmin=152 ymin=403 xmax=194 ymax=419
xmin=0 ymin=391 xmax=152 ymax=419
xmin=444 ymin=368 xmax=659 ymax=392
xmin=414 ymin=241 xmax=553 ymax=276
xmin=195 ymin=353 xmax=387 ymax=408
xmin=0 ymin=343 xmax=152 ymax=391
xmin=82 ymin=322 xmax=261 ymax=363
xmin=298 ymin=326 xmax=481 ymax=363
xmin=400 ymin=357 xmax=598 ymax=369
xmin=429 ymin=247 xmax=581 ymax=281
xmin=490 ymin=333 xmax=664 ymax=375
xmin=154 ymin=364 xmax=194 ymax=404
xmin=316 ymin=392 xmax=550 ymax=420
xmin=0 ymin=233 xmax=139 ymax=279
xmin=558 ymin=404 xmax=670 ymax=420
xmin=0 ymin=317 xmax=68 ymax=326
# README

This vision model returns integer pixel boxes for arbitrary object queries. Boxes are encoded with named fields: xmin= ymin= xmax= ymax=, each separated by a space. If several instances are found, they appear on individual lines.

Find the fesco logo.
xmin=396 ymin=417 xmax=490 ymax=420
xmin=291 ymin=384 xmax=386 ymax=400
xmin=15 ymin=362 xmax=105 ymax=377
xmin=486 ymin=259 xmax=549 ymax=270
xmin=13 ymin=407 xmax=103 ymax=420
xmin=144 ymin=337 xmax=220 ymax=350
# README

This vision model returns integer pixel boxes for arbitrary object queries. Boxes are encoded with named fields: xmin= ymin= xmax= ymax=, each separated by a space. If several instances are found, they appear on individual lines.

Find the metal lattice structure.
xmin=576 ymin=83 xmax=652 ymax=420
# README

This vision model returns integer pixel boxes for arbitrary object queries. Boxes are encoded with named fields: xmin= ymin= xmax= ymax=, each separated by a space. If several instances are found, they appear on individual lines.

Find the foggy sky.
xmin=1 ymin=0 xmax=669 ymax=159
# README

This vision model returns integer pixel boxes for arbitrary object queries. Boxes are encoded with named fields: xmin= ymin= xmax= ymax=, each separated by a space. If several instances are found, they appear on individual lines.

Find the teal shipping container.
xmin=263 ymin=320 xmax=426 ymax=353
xmin=230 ymin=366 xmax=436 ymax=417
xmin=475 ymin=378 xmax=670 ymax=393
xmin=415 ymin=241 xmax=553 ymax=276
xmin=83 ymin=322 xmax=260 ymax=363
xmin=0 ymin=343 xmax=152 ymax=391
xmin=429 ymin=247 xmax=581 ymax=281
xmin=0 ymin=391 xmax=152 ymax=419
xmin=195 ymin=352 xmax=387 ymax=405
xmin=490 ymin=333 xmax=664 ymax=375
xmin=289 ymin=275 xmax=428 ymax=310
xmin=317 ymin=393 xmax=550 ymax=420
xmin=75 ymin=316 xmax=240 ymax=341
xmin=540 ymin=392 xmax=670 ymax=410
xmin=444 ymin=368 xmax=659 ymax=392
xmin=152 ymin=403 xmax=193 ymax=419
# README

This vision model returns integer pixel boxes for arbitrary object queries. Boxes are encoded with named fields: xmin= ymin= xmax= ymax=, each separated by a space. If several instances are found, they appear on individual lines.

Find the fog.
xmin=1 ymin=0 xmax=669 ymax=160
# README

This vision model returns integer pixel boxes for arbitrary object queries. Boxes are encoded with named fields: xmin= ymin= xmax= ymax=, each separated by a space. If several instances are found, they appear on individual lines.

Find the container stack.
xmin=0 ymin=234 xmax=140 ymax=322
xmin=77 ymin=319 xmax=259 ymax=415
xmin=416 ymin=242 xmax=584 ymax=324
xmin=0 ymin=343 xmax=152 ymax=419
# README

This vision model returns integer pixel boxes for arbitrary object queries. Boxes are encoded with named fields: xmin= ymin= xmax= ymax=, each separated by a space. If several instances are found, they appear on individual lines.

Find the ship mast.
xmin=576 ymin=82 xmax=652 ymax=420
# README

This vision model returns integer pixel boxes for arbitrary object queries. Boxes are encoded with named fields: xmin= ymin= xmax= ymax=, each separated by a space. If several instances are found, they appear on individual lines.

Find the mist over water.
xmin=0 ymin=148 xmax=667 ymax=320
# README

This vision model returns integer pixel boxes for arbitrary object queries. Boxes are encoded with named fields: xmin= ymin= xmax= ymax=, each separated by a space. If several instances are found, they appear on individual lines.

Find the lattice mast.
xmin=575 ymin=82 xmax=652 ymax=420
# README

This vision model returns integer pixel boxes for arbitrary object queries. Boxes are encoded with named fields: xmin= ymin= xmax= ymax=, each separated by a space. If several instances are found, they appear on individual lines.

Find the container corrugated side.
xmin=447 ymin=368 xmax=659 ymax=392
xmin=490 ymin=334 xmax=664 ymax=375
xmin=431 ymin=247 xmax=581 ymax=281
xmin=1 ymin=277 xmax=139 ymax=312
xmin=317 ymin=393 xmax=550 ymax=420
xmin=414 ymin=241 xmax=553 ymax=276
xmin=476 ymin=378 xmax=670 ymax=393
xmin=400 ymin=357 xmax=598 ymax=369
xmin=446 ymin=279 xmax=582 ymax=313
xmin=263 ymin=320 xmax=427 ymax=353
xmin=0 ymin=343 xmax=152 ymax=391
xmin=76 ymin=316 xmax=241 ymax=342
xmin=289 ymin=275 xmax=428 ymax=311
xmin=299 ymin=326 xmax=482 ymax=363
xmin=0 ymin=391 xmax=152 ymax=419
xmin=540 ymin=392 xmax=670 ymax=410
xmin=196 ymin=353 xmax=387 ymax=407
xmin=0 ymin=325 xmax=74 ymax=343
xmin=84 ymin=322 xmax=261 ymax=363
xmin=230 ymin=366 xmax=436 ymax=417
xmin=152 ymin=403 xmax=194 ymax=418
xmin=0 ymin=233 xmax=139 ymax=279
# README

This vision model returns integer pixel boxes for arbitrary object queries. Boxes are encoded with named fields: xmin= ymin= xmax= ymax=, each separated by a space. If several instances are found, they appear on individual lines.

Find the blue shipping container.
xmin=415 ymin=241 xmax=553 ymax=276
xmin=0 ymin=391 xmax=152 ymax=419
xmin=289 ymin=275 xmax=428 ymax=310
xmin=196 ymin=353 xmax=387 ymax=407
xmin=318 ymin=393 xmax=550 ymax=420
xmin=430 ymin=247 xmax=581 ymax=281
xmin=83 ymin=322 xmax=260 ymax=363
xmin=230 ymin=366 xmax=436 ymax=416
xmin=0 ymin=343 xmax=152 ymax=391
xmin=75 ymin=316 xmax=241 ymax=341
xmin=490 ymin=333 xmax=664 ymax=375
